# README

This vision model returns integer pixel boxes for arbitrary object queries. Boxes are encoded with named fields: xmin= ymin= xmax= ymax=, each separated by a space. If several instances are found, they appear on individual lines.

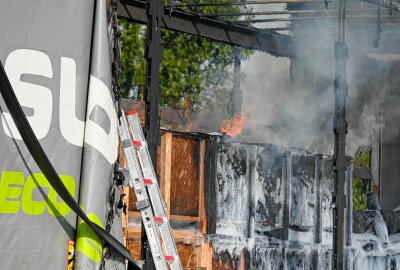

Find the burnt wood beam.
xmin=167 ymin=0 xmax=322 ymax=7
xmin=234 ymin=14 xmax=400 ymax=23
xmin=165 ymin=0 xmax=400 ymax=7
xmin=118 ymin=0 xmax=293 ymax=57
xmin=197 ymin=8 xmax=376 ymax=17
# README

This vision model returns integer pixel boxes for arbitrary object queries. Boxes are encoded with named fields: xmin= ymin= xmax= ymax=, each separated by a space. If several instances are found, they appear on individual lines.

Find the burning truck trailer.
xmin=120 ymin=104 xmax=400 ymax=269
xmin=118 ymin=2 xmax=400 ymax=257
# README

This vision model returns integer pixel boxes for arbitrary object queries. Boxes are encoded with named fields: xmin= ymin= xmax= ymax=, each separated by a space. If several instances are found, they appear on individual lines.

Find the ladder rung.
xmin=127 ymin=110 xmax=138 ymax=116
xmin=132 ymin=140 xmax=143 ymax=147
xmin=165 ymin=255 xmax=176 ymax=261
xmin=154 ymin=216 xmax=165 ymax=223
xmin=143 ymin=178 xmax=154 ymax=185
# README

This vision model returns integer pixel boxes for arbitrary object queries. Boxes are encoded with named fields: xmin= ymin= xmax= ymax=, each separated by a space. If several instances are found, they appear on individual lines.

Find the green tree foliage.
xmin=119 ymin=1 xmax=252 ymax=110
xmin=353 ymin=151 xmax=370 ymax=210
xmin=119 ymin=22 xmax=146 ymax=97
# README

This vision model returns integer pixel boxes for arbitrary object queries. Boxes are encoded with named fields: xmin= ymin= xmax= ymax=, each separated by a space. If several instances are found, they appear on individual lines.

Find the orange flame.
xmin=220 ymin=113 xmax=247 ymax=138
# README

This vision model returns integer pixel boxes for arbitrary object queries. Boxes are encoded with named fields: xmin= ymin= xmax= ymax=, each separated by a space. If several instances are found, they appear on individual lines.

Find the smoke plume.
xmin=238 ymin=5 xmax=400 ymax=155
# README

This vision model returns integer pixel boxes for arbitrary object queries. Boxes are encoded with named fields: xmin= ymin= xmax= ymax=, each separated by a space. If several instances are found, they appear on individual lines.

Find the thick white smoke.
xmin=238 ymin=4 xmax=400 ymax=156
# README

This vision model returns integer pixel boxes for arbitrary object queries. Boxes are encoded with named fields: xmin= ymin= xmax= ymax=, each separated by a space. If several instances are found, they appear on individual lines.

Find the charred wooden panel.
xmin=212 ymin=251 xmax=242 ymax=270
xmin=353 ymin=254 xmax=390 ymax=270
xmin=380 ymin=142 xmax=400 ymax=210
xmin=321 ymin=157 xmax=334 ymax=238
xmin=285 ymin=249 xmax=320 ymax=270
xmin=205 ymin=137 xmax=218 ymax=235
xmin=380 ymin=88 xmax=400 ymax=211
xmin=170 ymin=135 xmax=200 ymax=216
xmin=381 ymin=210 xmax=400 ymax=234
xmin=314 ymin=156 xmax=323 ymax=244
xmin=125 ymin=131 xmax=400 ymax=269
xmin=215 ymin=141 xmax=251 ymax=237
xmin=290 ymin=153 xmax=317 ymax=230
xmin=251 ymin=247 xmax=283 ymax=270
xmin=253 ymin=145 xmax=286 ymax=237
xmin=249 ymin=245 xmax=331 ymax=270
xmin=352 ymin=211 xmax=373 ymax=234
xmin=285 ymin=249 xmax=306 ymax=270
xmin=353 ymin=210 xmax=400 ymax=235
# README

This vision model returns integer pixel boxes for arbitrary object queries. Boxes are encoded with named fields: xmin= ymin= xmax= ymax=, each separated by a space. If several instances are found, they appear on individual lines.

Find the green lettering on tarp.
xmin=48 ymin=175 xmax=75 ymax=216
xmin=0 ymin=171 xmax=75 ymax=216
xmin=0 ymin=171 xmax=24 ymax=213
xmin=22 ymin=174 xmax=49 ymax=215
xmin=76 ymin=212 xmax=105 ymax=262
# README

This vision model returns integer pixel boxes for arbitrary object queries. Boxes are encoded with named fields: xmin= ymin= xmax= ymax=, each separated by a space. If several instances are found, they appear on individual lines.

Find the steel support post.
xmin=144 ymin=0 xmax=163 ymax=167
xmin=230 ymin=47 xmax=242 ymax=116
xmin=332 ymin=0 xmax=348 ymax=267
xmin=142 ymin=0 xmax=163 ymax=268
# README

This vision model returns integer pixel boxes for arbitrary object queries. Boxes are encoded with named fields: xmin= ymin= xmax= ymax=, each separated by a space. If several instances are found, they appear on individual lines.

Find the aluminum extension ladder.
xmin=119 ymin=109 xmax=183 ymax=270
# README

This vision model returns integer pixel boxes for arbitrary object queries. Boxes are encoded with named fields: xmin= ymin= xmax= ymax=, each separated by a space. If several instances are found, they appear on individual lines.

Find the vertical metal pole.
xmin=230 ymin=47 xmax=242 ymax=117
xmin=145 ymin=0 xmax=163 ymax=167
xmin=332 ymin=0 xmax=348 ymax=267
xmin=142 ymin=0 xmax=163 ymax=268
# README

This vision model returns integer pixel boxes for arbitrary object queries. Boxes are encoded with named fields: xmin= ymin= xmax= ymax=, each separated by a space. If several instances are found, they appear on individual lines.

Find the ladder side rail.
xmin=126 ymin=113 xmax=166 ymax=216
xmin=126 ymin=112 xmax=158 ymax=185
xmin=127 ymin=112 xmax=171 ymax=217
